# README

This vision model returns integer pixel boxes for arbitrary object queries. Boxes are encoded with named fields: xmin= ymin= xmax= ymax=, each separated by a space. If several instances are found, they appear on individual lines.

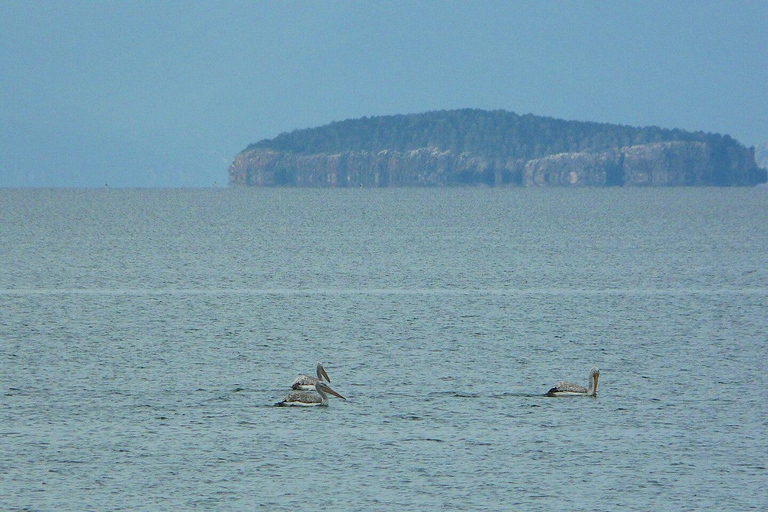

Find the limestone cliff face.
xmin=524 ymin=141 xmax=764 ymax=187
xmin=755 ymin=141 xmax=768 ymax=170
xmin=229 ymin=141 xmax=766 ymax=187
xmin=229 ymin=147 xmax=526 ymax=187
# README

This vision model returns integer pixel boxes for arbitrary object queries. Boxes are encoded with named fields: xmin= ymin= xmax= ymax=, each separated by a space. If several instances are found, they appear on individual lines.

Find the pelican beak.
xmin=320 ymin=365 xmax=330 ymax=383
xmin=325 ymin=386 xmax=346 ymax=400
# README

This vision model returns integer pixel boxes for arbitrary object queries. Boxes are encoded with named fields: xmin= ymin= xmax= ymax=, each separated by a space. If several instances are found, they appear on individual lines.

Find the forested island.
xmin=229 ymin=109 xmax=767 ymax=187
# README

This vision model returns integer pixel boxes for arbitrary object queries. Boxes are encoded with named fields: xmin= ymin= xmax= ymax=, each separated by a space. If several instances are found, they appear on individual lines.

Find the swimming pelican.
xmin=546 ymin=367 xmax=600 ymax=397
xmin=275 ymin=380 xmax=346 ymax=407
xmin=291 ymin=362 xmax=331 ymax=390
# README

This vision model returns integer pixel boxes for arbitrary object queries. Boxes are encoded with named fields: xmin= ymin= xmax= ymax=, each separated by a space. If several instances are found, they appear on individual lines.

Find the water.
xmin=1 ymin=188 xmax=767 ymax=511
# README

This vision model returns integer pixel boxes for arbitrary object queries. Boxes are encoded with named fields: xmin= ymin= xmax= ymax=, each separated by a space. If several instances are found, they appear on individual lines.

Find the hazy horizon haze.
xmin=2 ymin=1 xmax=767 ymax=187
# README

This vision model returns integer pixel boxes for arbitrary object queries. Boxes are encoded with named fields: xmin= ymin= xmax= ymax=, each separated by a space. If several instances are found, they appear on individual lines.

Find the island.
xmin=229 ymin=109 xmax=767 ymax=187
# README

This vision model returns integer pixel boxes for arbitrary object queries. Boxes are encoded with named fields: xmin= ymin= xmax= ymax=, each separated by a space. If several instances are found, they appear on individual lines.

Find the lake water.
xmin=1 ymin=187 xmax=767 ymax=511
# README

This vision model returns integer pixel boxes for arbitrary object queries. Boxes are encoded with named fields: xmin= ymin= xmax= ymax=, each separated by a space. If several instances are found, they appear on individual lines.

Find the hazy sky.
xmin=2 ymin=1 xmax=766 ymax=187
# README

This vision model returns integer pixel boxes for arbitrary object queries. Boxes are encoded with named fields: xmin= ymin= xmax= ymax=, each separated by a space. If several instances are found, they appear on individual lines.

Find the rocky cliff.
xmin=230 ymin=146 xmax=522 ymax=187
xmin=229 ymin=110 xmax=766 ymax=187
xmin=229 ymin=141 xmax=765 ymax=187
xmin=755 ymin=141 xmax=768 ymax=170
xmin=524 ymin=141 xmax=764 ymax=187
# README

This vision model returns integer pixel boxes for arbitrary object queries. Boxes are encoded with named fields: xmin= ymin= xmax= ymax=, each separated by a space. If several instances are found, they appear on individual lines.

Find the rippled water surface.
xmin=2 ymin=188 xmax=767 ymax=511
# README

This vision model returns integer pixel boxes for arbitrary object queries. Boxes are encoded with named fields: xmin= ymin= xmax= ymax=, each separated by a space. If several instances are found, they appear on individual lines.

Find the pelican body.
xmin=291 ymin=362 xmax=331 ymax=390
xmin=276 ymin=380 xmax=346 ymax=407
xmin=546 ymin=367 xmax=600 ymax=397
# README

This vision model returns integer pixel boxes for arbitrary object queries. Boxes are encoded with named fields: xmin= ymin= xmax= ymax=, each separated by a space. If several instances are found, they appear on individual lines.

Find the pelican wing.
xmin=290 ymin=363 xmax=331 ymax=390
xmin=276 ymin=390 xmax=323 ymax=406
xmin=546 ymin=381 xmax=588 ymax=396
xmin=290 ymin=375 xmax=318 ymax=390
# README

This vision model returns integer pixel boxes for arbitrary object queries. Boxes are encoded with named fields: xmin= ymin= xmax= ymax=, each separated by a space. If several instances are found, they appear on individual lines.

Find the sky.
xmin=1 ymin=1 xmax=766 ymax=188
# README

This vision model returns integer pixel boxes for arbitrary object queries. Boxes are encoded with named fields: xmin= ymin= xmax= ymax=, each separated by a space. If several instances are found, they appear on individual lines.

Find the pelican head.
xmin=316 ymin=380 xmax=346 ymax=401
xmin=316 ymin=362 xmax=330 ymax=383
xmin=589 ymin=367 xmax=600 ymax=395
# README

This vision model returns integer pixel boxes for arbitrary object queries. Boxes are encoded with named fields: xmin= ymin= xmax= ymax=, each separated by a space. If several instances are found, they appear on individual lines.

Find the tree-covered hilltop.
xmin=246 ymin=109 xmax=716 ymax=160
xmin=231 ymin=109 xmax=766 ymax=187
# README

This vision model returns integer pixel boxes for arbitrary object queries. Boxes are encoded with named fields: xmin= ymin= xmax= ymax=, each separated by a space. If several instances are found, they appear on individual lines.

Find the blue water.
xmin=1 ymin=188 xmax=767 ymax=511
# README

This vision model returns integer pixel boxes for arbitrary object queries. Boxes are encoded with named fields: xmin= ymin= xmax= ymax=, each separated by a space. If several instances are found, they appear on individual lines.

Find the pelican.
xmin=546 ymin=367 xmax=600 ymax=397
xmin=275 ymin=380 xmax=346 ymax=407
xmin=290 ymin=362 xmax=331 ymax=390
